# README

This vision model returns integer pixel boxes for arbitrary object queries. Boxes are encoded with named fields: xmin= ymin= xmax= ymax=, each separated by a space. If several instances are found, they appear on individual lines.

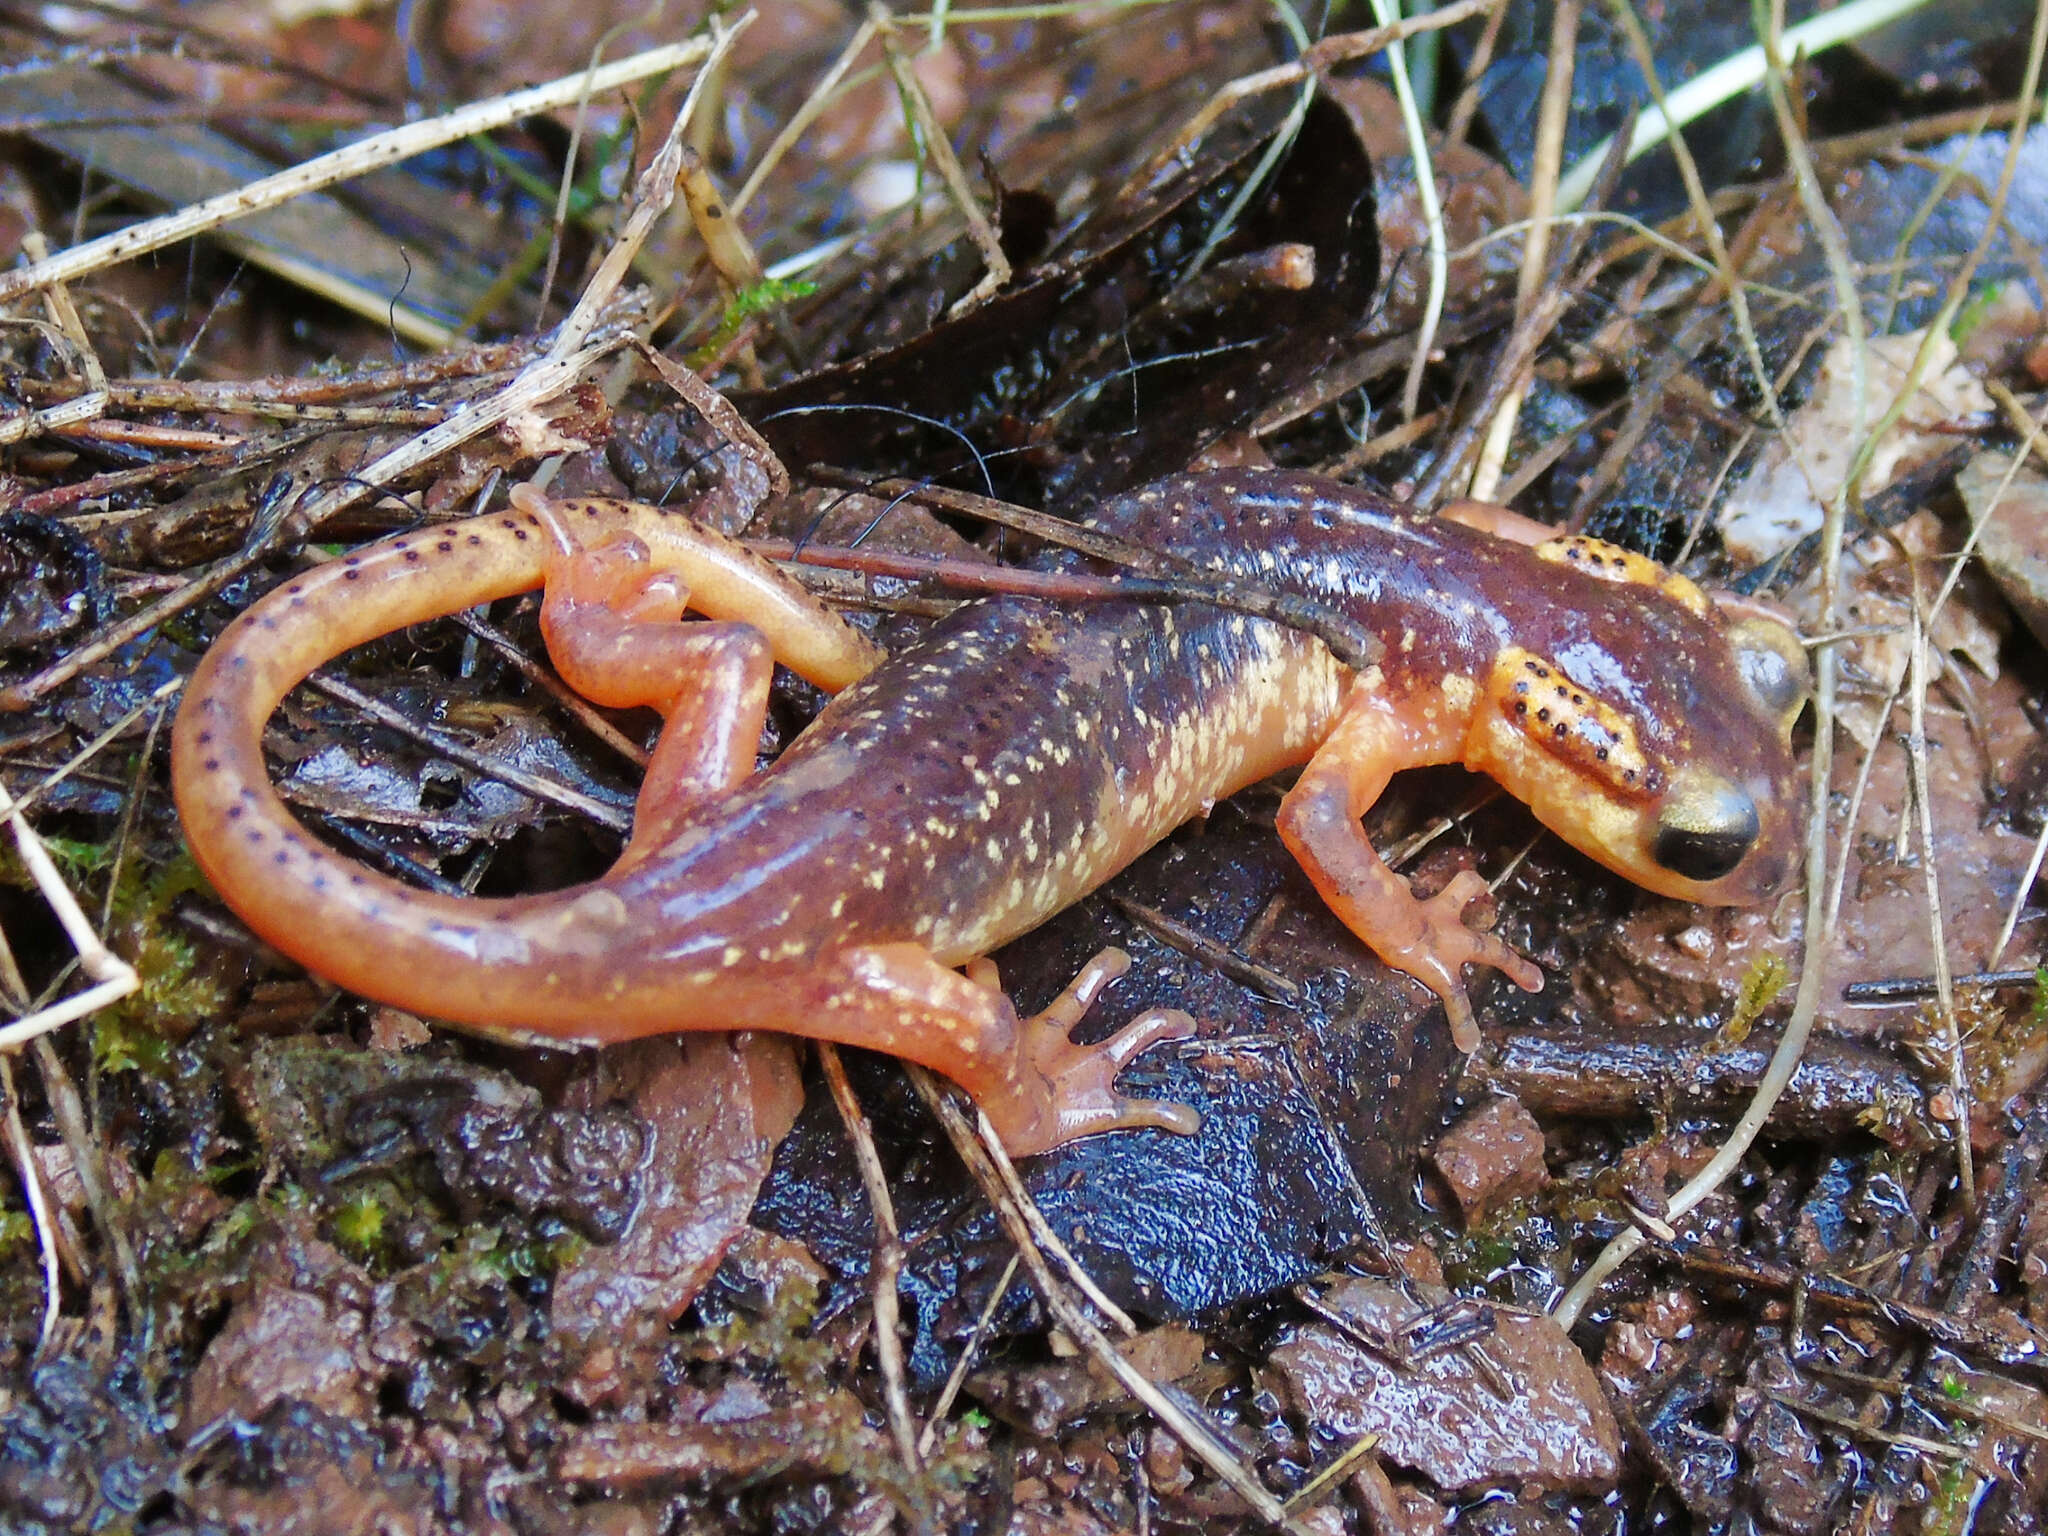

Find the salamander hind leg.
xmin=815 ymin=943 xmax=1199 ymax=1157
xmin=537 ymin=526 xmax=775 ymax=864
xmin=513 ymin=483 xmax=885 ymax=692
xmin=1000 ymin=946 xmax=1202 ymax=1150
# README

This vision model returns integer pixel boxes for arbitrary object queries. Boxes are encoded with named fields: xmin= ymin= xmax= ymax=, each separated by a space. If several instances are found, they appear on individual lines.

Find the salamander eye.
xmin=1654 ymin=770 xmax=1760 ymax=882
xmin=1725 ymin=615 xmax=1811 ymax=738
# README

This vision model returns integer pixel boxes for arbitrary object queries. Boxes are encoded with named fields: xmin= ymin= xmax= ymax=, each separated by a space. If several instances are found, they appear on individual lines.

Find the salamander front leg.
xmin=1278 ymin=680 xmax=1543 ymax=1051
xmin=812 ymin=943 xmax=1199 ymax=1157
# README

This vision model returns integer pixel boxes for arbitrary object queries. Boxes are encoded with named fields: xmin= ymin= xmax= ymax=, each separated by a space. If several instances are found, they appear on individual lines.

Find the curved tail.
xmin=170 ymin=493 xmax=877 ymax=1040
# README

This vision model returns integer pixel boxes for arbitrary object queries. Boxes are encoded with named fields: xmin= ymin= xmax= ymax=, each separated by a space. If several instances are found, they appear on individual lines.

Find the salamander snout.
xmin=1652 ymin=768 xmax=1760 ymax=883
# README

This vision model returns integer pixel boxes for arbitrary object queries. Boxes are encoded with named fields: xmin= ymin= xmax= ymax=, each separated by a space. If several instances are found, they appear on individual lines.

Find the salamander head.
xmin=1465 ymin=586 xmax=1810 ymax=907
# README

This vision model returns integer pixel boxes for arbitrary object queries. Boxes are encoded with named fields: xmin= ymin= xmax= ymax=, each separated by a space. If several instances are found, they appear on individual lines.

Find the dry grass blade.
xmin=1602 ymin=0 xmax=1786 ymax=438
xmin=925 ymin=1253 xmax=1016 ymax=1439
xmin=279 ymin=37 xmax=741 ymax=531
xmin=1368 ymin=0 xmax=1450 ymax=422
xmin=0 ymin=783 xmax=138 ymax=1051
xmin=1555 ymin=0 xmax=1942 ymax=212
xmin=1467 ymin=0 xmax=1578 ymax=503
xmin=731 ymin=19 xmax=878 ymax=223
xmin=869 ymin=3 xmax=1010 ymax=317
xmin=551 ymin=19 xmax=749 ymax=365
xmin=905 ymin=1065 xmax=1316 ymax=1534
xmin=802 ymin=472 xmax=1384 ymax=666
xmin=969 ymin=1104 xmax=1140 ymax=1335
xmin=1984 ymin=399 xmax=2048 ymax=971
xmin=1765 ymin=1392 xmax=1971 ymax=1460
xmin=1 ymin=681 xmax=182 ymax=832
xmin=1280 ymin=1431 xmax=1384 ymax=1520
xmin=0 ymin=38 xmax=714 ymax=312
xmin=302 ymin=673 xmax=631 ymax=835
xmin=818 ymin=1043 xmax=928 ymax=1485
xmin=1904 ymin=610 xmax=1966 ymax=1192
xmin=1135 ymin=0 xmax=1495 ymax=181
xmin=0 ymin=1056 xmax=62 ymax=1352
xmin=0 ymin=233 xmax=109 ymax=449
xmin=848 ymin=1258 xmax=1021 ymax=1536
xmin=290 ymin=336 xmax=624 ymax=533
xmin=451 ymin=610 xmax=650 ymax=770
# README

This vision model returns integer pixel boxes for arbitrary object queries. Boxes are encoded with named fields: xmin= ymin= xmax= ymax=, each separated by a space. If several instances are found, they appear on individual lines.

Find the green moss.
xmin=20 ymin=834 xmax=117 ymax=879
xmin=1 ymin=832 xmax=224 ymax=1074
xmin=1717 ymin=952 xmax=1791 ymax=1049
xmin=1923 ymin=1442 xmax=1985 ymax=1536
xmin=1950 ymin=281 xmax=2006 ymax=347
xmin=332 ymin=1192 xmax=386 ymax=1257
xmin=687 ymin=277 xmax=820 ymax=369
xmin=91 ymin=1016 xmax=168 ymax=1076
xmin=0 ymin=1208 xmax=33 ymax=1258
xmin=102 ymin=851 xmax=225 ymax=1071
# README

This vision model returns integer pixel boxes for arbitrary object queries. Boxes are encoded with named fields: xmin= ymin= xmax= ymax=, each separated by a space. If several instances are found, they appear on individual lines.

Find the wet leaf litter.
xmin=1 ymin=2 xmax=2047 ymax=1530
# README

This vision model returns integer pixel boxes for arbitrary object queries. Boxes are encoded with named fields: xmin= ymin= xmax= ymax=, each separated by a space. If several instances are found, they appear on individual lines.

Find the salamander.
xmin=170 ymin=468 xmax=1809 ymax=1156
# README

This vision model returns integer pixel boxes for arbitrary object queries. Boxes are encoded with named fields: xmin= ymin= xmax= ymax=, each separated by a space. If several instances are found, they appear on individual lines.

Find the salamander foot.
xmin=998 ymin=947 xmax=1201 ymax=1156
xmin=1407 ymin=870 xmax=1544 ymax=1053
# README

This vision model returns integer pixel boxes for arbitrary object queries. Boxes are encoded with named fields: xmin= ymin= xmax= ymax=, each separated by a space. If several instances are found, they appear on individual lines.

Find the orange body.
xmin=171 ymin=471 xmax=1807 ymax=1154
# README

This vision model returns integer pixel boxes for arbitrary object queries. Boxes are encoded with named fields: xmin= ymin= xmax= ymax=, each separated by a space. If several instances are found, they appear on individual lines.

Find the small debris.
xmin=184 ymin=1223 xmax=382 ymax=1431
xmin=551 ymin=1034 xmax=803 ymax=1344
xmin=1962 ymin=448 xmax=2048 ymax=654
xmin=1432 ymin=1095 xmax=1550 ymax=1223
xmin=1274 ymin=1277 xmax=1621 ymax=1496
xmin=967 ymin=1324 xmax=1214 ymax=1436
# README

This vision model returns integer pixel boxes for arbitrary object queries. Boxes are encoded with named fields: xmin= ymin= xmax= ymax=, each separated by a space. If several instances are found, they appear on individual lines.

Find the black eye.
xmin=1654 ymin=780 xmax=1760 ymax=882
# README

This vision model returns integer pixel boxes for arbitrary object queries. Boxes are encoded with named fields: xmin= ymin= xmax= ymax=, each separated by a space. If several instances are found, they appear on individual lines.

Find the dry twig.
xmin=0 ymin=785 xmax=138 ymax=1050
xmin=906 ymin=1064 xmax=1317 ymax=1534
xmin=818 ymin=1044 xmax=928 ymax=1484
xmin=1467 ymin=0 xmax=1578 ymax=502
xmin=0 ymin=39 xmax=715 ymax=314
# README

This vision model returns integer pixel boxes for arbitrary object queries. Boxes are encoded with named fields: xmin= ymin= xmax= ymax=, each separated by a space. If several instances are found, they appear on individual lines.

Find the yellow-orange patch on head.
xmin=1491 ymin=646 xmax=1653 ymax=798
xmin=1535 ymin=535 xmax=1709 ymax=618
